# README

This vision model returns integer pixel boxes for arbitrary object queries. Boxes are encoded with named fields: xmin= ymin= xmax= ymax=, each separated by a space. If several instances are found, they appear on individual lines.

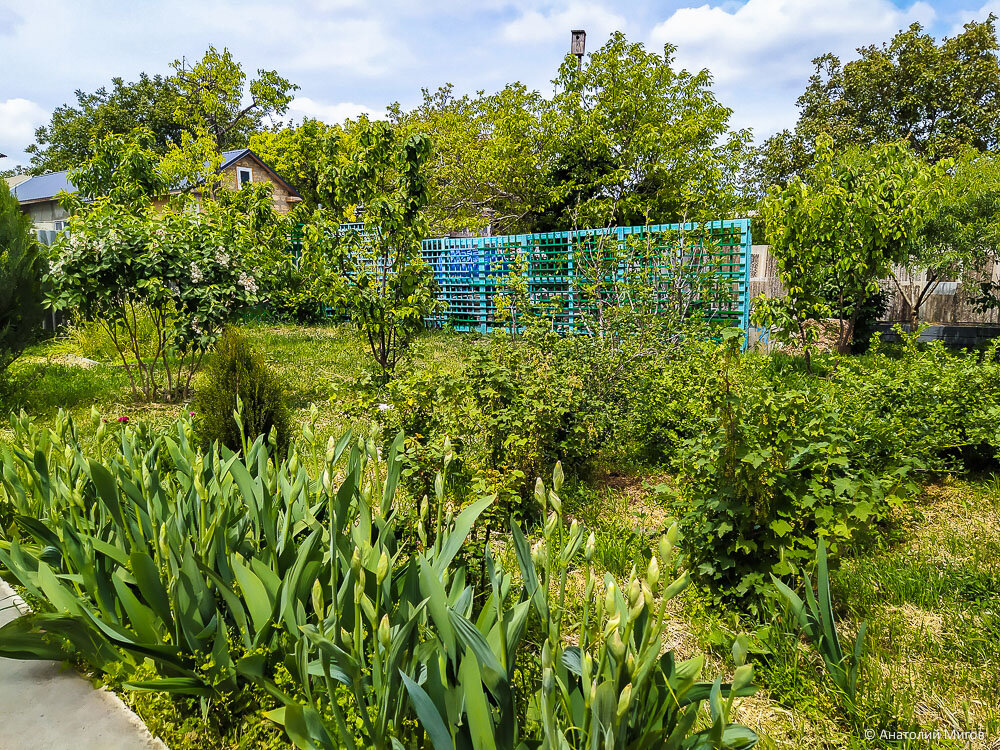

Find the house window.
xmin=54 ymin=220 xmax=66 ymax=232
xmin=237 ymin=167 xmax=253 ymax=187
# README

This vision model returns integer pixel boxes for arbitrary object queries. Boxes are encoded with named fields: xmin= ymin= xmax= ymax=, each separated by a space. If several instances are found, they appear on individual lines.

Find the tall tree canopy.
xmin=389 ymin=83 xmax=553 ymax=235
xmin=540 ymin=32 xmax=751 ymax=229
xmin=752 ymin=16 xmax=1000 ymax=192
xmin=25 ymin=47 xmax=297 ymax=175
xmin=171 ymin=46 xmax=297 ymax=151
xmin=26 ymin=73 xmax=183 ymax=174
xmin=383 ymin=32 xmax=750 ymax=233
xmin=249 ymin=118 xmax=337 ymax=212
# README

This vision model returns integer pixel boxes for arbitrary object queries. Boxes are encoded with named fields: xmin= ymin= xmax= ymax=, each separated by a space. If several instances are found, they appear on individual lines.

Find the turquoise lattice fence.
xmin=420 ymin=219 xmax=753 ymax=334
xmin=289 ymin=219 xmax=753 ymax=335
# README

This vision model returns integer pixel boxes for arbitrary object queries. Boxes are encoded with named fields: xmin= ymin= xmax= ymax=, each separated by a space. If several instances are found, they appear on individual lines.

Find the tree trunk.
xmin=838 ymin=316 xmax=857 ymax=355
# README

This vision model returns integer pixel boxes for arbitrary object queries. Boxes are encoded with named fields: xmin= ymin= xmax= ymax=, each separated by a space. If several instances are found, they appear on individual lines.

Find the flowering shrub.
xmin=46 ymin=203 xmax=258 ymax=401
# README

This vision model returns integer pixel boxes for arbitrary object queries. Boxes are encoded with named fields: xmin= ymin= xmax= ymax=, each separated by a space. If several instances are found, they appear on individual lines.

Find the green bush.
xmin=0 ymin=180 xmax=44 ymax=378
xmin=834 ymin=333 xmax=1000 ymax=471
xmin=612 ymin=338 xmax=719 ymax=467
xmin=381 ymin=330 xmax=611 ymax=524
xmin=675 ymin=329 xmax=1000 ymax=608
xmin=678 ymin=374 xmax=918 ymax=606
xmin=195 ymin=328 xmax=291 ymax=455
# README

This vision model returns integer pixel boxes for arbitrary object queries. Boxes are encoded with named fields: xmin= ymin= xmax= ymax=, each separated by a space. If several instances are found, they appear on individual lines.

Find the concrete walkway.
xmin=0 ymin=580 xmax=167 ymax=750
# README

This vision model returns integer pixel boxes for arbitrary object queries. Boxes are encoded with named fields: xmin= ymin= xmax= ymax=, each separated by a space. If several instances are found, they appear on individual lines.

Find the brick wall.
xmin=221 ymin=156 xmax=298 ymax=214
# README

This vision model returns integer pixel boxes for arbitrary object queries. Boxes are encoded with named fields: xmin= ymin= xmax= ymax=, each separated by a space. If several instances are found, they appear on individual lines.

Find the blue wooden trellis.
xmin=289 ymin=218 xmax=754 ymax=337
xmin=419 ymin=219 xmax=753 ymax=336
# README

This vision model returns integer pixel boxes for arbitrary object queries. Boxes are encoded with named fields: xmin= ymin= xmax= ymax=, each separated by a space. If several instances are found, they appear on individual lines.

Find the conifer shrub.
xmin=0 ymin=180 xmax=44 ymax=379
xmin=194 ymin=328 xmax=290 ymax=455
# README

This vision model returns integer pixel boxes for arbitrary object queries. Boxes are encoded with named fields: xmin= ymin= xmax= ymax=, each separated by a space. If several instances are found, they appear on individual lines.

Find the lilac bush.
xmin=46 ymin=204 xmax=258 ymax=401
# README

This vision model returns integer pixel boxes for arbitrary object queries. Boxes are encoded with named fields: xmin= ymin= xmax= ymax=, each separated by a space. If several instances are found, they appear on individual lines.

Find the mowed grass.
xmin=2 ymin=322 xmax=998 ymax=749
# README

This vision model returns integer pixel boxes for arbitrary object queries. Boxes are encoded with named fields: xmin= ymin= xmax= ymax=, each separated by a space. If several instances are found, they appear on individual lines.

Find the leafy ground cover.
xmin=1 ymin=323 xmax=998 ymax=749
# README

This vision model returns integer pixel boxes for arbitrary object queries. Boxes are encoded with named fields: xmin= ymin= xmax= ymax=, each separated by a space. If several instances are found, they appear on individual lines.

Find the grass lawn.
xmin=1 ymin=322 xmax=477 ymax=451
xmin=2 ymin=322 xmax=998 ymax=749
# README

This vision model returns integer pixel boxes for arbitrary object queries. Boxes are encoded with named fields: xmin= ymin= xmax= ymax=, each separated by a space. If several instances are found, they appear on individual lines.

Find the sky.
xmin=1 ymin=0 xmax=999 ymax=170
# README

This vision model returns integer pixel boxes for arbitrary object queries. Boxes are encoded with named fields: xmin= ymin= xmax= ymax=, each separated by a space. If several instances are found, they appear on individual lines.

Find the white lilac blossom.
xmin=238 ymin=271 xmax=258 ymax=295
xmin=190 ymin=263 xmax=204 ymax=283
xmin=215 ymin=249 xmax=230 ymax=266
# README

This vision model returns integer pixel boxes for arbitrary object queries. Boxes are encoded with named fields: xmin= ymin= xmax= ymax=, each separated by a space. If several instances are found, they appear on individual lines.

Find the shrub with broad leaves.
xmin=46 ymin=205 xmax=258 ymax=401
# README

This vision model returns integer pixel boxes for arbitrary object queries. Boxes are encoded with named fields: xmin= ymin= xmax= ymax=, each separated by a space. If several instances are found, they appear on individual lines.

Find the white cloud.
xmin=650 ymin=0 xmax=938 ymax=139
xmin=0 ymin=98 xmax=48 ymax=164
xmin=501 ymin=2 xmax=627 ymax=46
xmin=952 ymin=0 xmax=1000 ymax=32
xmin=169 ymin=3 xmax=407 ymax=77
xmin=289 ymin=97 xmax=380 ymax=124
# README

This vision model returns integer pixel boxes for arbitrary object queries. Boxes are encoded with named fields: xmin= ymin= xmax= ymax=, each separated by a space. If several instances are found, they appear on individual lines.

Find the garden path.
xmin=0 ymin=580 xmax=166 ymax=750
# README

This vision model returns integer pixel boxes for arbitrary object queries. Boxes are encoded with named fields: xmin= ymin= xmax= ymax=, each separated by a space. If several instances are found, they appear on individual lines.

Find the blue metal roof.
xmin=13 ymin=148 xmax=276 ymax=203
xmin=12 ymin=170 xmax=75 ymax=203
xmin=220 ymin=149 xmax=251 ymax=169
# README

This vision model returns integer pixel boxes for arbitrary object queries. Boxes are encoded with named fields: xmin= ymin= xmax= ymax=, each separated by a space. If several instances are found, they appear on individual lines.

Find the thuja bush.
xmin=0 ymin=180 xmax=44 ymax=379
xmin=194 ymin=328 xmax=291 ymax=456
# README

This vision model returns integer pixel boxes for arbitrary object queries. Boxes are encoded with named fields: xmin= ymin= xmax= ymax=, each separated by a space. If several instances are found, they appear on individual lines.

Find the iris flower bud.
xmin=616 ymin=683 xmax=633 ymax=720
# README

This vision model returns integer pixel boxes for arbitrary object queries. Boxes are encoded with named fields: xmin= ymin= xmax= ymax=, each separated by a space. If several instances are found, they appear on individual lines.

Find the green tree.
xmin=249 ymin=118 xmax=336 ymax=212
xmin=540 ymin=31 xmax=751 ymax=229
xmin=389 ymin=83 xmax=553 ymax=235
xmin=26 ymin=49 xmax=298 ymax=175
xmin=754 ymin=17 xmax=1000 ymax=192
xmin=886 ymin=149 xmax=1000 ymax=324
xmin=0 ymin=180 xmax=44 ymax=377
xmin=61 ymin=128 xmax=169 ymax=211
xmin=304 ymin=120 xmax=438 ymax=382
xmin=158 ymin=128 xmax=226 ymax=201
xmin=753 ymin=137 xmax=943 ymax=365
xmin=925 ymin=150 xmax=1000 ymax=316
xmin=25 ymin=73 xmax=185 ymax=174
xmin=172 ymin=46 xmax=298 ymax=151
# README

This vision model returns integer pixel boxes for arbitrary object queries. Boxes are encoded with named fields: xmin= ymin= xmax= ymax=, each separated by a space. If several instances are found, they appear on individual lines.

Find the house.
xmin=11 ymin=149 xmax=302 ymax=236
